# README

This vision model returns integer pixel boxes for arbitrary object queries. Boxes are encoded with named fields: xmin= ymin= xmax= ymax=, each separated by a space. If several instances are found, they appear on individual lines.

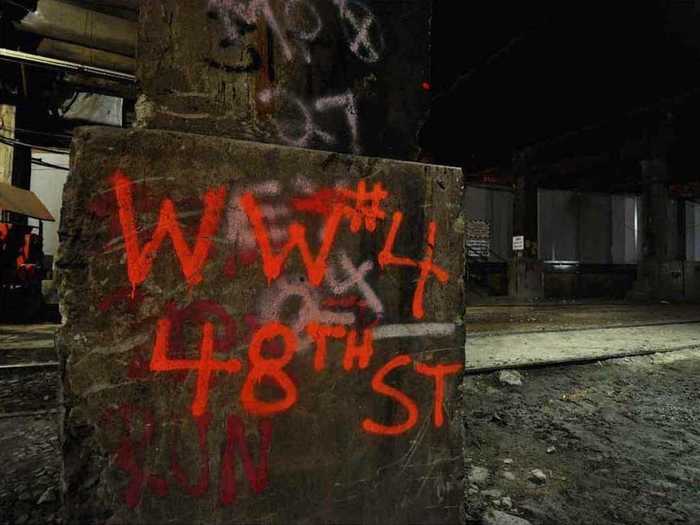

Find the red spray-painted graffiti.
xmin=103 ymin=405 xmax=272 ymax=508
xmin=111 ymin=170 xmax=227 ymax=297
xmin=379 ymin=212 xmax=450 ymax=320
xmin=151 ymin=317 xmax=242 ymax=417
xmin=100 ymin=169 xmax=462 ymax=507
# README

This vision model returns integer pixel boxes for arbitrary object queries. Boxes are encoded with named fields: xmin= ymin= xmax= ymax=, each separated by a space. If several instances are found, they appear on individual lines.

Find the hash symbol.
xmin=339 ymin=180 xmax=388 ymax=233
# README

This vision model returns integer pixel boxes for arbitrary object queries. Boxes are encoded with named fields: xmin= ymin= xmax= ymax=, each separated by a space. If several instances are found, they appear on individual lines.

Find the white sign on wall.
xmin=512 ymin=235 xmax=525 ymax=251
xmin=467 ymin=219 xmax=490 ymax=258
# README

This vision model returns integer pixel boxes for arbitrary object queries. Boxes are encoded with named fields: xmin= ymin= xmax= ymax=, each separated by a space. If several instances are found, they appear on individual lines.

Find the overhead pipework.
xmin=12 ymin=0 xmax=136 ymax=57
xmin=36 ymin=38 xmax=135 ymax=74
xmin=0 ymin=48 xmax=135 ymax=83
xmin=76 ymin=0 xmax=138 ymax=10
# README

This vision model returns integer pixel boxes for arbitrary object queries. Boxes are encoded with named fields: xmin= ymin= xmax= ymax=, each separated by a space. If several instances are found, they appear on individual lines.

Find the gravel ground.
xmin=0 ymin=414 xmax=61 ymax=525
xmin=0 ymin=323 xmax=61 ymax=525
xmin=463 ymin=349 xmax=700 ymax=525
xmin=0 ymin=367 xmax=58 ymax=414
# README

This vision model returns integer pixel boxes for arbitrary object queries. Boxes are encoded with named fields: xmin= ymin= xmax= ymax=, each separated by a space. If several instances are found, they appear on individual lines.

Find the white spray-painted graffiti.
xmin=284 ymin=0 xmax=324 ymax=64
xmin=257 ymin=273 xmax=355 ymax=335
xmin=325 ymin=253 xmax=383 ymax=318
xmin=209 ymin=0 xmax=295 ymax=60
xmin=208 ymin=0 xmax=383 ymax=64
xmin=227 ymin=180 xmax=289 ymax=254
xmin=205 ymin=0 xmax=383 ymax=154
xmin=333 ymin=0 xmax=384 ymax=63
xmin=259 ymin=89 xmax=360 ymax=153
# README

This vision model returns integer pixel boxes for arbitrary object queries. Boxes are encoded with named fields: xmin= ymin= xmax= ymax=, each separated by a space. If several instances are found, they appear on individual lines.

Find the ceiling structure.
xmin=2 ymin=0 xmax=700 ymax=192
xmin=424 ymin=0 xmax=700 ymax=190
xmin=0 ymin=0 xmax=136 ymax=150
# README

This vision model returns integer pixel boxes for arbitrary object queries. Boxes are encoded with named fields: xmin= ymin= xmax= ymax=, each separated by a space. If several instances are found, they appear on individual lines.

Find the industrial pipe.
xmin=78 ymin=0 xmax=138 ymax=9
xmin=0 ymin=48 xmax=135 ymax=82
xmin=13 ymin=0 xmax=136 ymax=57
xmin=37 ymin=38 xmax=135 ymax=74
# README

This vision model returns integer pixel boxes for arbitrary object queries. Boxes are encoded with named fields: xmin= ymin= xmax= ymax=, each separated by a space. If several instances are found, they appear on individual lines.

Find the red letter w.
xmin=239 ymin=192 xmax=343 ymax=286
xmin=111 ymin=170 xmax=227 ymax=295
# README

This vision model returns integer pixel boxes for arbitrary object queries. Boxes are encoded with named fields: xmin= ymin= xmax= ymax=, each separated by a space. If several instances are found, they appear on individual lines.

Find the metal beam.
xmin=37 ymin=38 xmax=135 ymax=74
xmin=76 ymin=0 xmax=138 ymax=9
xmin=61 ymin=73 xmax=136 ymax=99
xmin=0 ymin=48 xmax=135 ymax=83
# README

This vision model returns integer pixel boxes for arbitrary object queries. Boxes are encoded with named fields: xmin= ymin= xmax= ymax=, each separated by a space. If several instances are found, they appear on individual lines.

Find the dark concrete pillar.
xmin=626 ymin=111 xmax=683 ymax=300
xmin=137 ymin=0 xmax=432 ymax=160
xmin=641 ymin=158 xmax=670 ymax=261
xmin=510 ymin=148 xmax=543 ymax=299
xmin=59 ymin=6 xmax=466 ymax=523
xmin=635 ymin=156 xmax=685 ymax=299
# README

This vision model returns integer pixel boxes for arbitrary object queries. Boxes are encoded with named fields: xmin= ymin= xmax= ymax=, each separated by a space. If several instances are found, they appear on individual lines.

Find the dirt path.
xmin=463 ymin=349 xmax=700 ymax=524
xmin=0 ymin=414 xmax=61 ymax=525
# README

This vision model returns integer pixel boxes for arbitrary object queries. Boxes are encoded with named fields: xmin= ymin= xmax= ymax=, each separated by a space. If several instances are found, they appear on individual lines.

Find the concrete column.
xmin=59 ymin=6 xmax=465 ymax=524
xmin=512 ymin=149 xmax=538 ymax=258
xmin=641 ymin=158 xmax=670 ymax=261
xmin=627 ymin=108 xmax=684 ymax=300
xmin=510 ymin=148 xmax=543 ymax=298
xmin=137 ymin=0 xmax=432 ymax=160
xmin=633 ymin=157 xmax=686 ymax=299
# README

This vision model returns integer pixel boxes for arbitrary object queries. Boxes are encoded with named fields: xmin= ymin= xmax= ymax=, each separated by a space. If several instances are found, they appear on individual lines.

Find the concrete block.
xmin=56 ymin=127 xmax=465 ymax=524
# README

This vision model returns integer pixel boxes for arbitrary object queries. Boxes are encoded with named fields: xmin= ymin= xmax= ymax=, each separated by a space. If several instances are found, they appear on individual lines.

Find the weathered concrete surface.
xmin=57 ymin=127 xmax=465 ymax=524
xmin=138 ymin=0 xmax=431 ymax=160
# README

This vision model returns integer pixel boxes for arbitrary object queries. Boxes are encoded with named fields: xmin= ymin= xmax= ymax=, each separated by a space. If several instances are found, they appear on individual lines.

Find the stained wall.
xmin=57 ymin=127 xmax=465 ymax=524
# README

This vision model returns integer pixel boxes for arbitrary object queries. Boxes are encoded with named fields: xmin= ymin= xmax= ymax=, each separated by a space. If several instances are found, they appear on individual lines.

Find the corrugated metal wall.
xmin=686 ymin=201 xmax=700 ymax=262
xmin=539 ymin=189 xmax=642 ymax=264
xmin=464 ymin=186 xmax=699 ymax=265
xmin=538 ymin=190 xmax=579 ymax=261
xmin=611 ymin=195 xmax=640 ymax=265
